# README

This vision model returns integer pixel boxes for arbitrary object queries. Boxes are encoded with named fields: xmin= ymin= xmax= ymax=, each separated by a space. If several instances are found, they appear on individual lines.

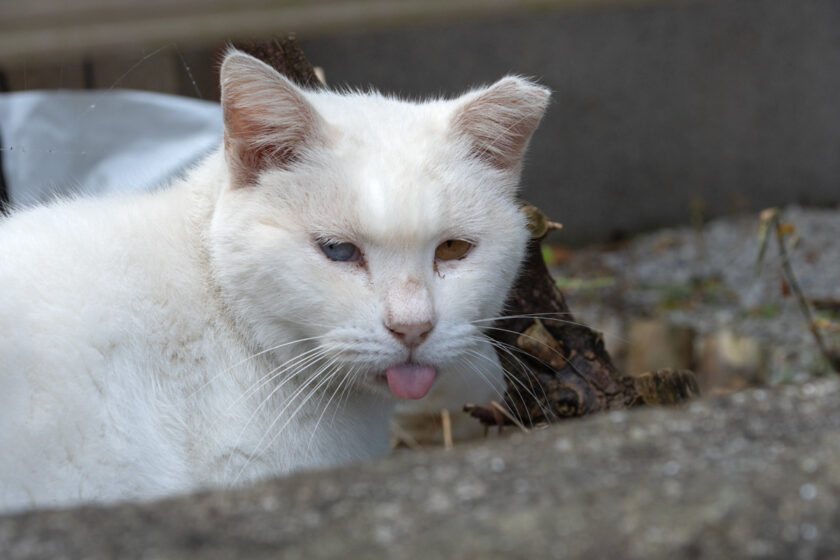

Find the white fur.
xmin=0 ymin=51 xmax=549 ymax=512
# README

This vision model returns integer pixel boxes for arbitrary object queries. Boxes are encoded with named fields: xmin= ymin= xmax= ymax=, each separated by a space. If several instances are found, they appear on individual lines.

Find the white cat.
xmin=0 ymin=50 xmax=549 ymax=512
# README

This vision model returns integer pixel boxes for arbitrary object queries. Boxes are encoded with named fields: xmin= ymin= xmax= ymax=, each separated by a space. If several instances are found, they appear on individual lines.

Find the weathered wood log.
xmin=233 ymin=36 xmax=322 ymax=89
xmin=476 ymin=204 xmax=699 ymax=426
xmin=483 ymin=204 xmax=635 ymax=423
xmin=243 ymin=36 xmax=700 ymax=428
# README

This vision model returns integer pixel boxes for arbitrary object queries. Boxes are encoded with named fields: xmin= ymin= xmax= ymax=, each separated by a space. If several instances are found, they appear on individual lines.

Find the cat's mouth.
xmin=381 ymin=363 xmax=436 ymax=399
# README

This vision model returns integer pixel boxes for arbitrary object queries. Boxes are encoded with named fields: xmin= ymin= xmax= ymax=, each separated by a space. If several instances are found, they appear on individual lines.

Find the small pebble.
xmin=800 ymin=523 xmax=819 ymax=541
xmin=554 ymin=437 xmax=572 ymax=452
xmin=799 ymin=483 xmax=817 ymax=501
xmin=663 ymin=460 xmax=680 ymax=476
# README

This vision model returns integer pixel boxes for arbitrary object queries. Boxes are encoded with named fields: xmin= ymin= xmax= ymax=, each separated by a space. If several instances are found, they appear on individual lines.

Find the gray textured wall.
xmin=300 ymin=0 xmax=840 ymax=244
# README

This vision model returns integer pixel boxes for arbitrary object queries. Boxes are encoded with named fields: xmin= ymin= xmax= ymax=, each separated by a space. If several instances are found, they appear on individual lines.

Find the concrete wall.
xmin=300 ymin=0 xmax=840 ymax=243
xmin=3 ymin=0 xmax=838 ymax=243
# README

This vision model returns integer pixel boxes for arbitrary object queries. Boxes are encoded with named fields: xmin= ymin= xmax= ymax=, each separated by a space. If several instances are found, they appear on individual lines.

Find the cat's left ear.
xmin=220 ymin=49 xmax=326 ymax=187
xmin=451 ymin=76 xmax=550 ymax=171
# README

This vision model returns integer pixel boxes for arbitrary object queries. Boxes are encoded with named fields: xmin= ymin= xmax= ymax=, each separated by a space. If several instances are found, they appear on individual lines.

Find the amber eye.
xmin=435 ymin=239 xmax=473 ymax=261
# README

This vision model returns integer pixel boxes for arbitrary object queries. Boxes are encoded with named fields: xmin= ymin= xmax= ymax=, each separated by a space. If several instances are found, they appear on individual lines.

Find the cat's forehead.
xmin=308 ymin=95 xmax=467 ymax=233
xmin=311 ymin=92 xmax=450 ymax=146
xmin=353 ymin=167 xmax=444 ymax=242
xmin=326 ymin=150 xmax=506 ymax=248
xmin=285 ymin=90 xmax=517 ymax=244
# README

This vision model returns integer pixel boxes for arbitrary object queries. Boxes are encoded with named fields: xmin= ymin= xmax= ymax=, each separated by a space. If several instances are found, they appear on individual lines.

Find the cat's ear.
xmin=451 ymin=76 xmax=550 ymax=171
xmin=220 ymin=49 xmax=326 ymax=187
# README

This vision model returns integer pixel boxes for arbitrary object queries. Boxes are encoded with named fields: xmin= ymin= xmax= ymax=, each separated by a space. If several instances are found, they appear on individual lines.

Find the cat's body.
xmin=0 ymin=51 xmax=549 ymax=512
xmin=0 ymin=154 xmax=393 ymax=510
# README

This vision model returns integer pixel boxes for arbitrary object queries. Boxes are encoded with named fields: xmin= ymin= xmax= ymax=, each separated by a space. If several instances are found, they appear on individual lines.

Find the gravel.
xmin=551 ymin=205 xmax=840 ymax=382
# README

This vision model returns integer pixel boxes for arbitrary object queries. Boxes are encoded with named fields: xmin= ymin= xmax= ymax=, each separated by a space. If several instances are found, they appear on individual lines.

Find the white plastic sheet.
xmin=0 ymin=90 xmax=222 ymax=206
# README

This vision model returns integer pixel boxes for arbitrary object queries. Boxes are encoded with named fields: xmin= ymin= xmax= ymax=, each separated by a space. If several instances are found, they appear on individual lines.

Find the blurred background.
xmin=2 ymin=0 xmax=838 ymax=244
xmin=1 ymin=0 xmax=838 ymax=395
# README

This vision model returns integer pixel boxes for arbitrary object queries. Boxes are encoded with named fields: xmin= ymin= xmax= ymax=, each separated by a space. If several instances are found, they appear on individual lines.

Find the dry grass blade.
xmin=390 ymin=421 xmax=422 ymax=451
xmin=754 ymin=207 xmax=778 ymax=275
xmin=755 ymin=207 xmax=839 ymax=374
xmin=440 ymin=409 xmax=453 ymax=450
xmin=490 ymin=401 xmax=530 ymax=433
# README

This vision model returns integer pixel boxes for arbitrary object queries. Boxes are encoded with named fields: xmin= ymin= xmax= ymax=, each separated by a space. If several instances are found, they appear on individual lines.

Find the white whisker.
xmin=478 ymin=325 xmax=591 ymax=382
xmin=306 ymin=364 xmax=358 ymax=452
xmin=456 ymin=350 xmax=508 ymax=404
xmin=224 ymin=349 xmax=332 ymax=477
xmin=461 ymin=344 xmax=534 ymax=425
xmin=472 ymin=313 xmax=628 ymax=344
xmin=463 ymin=339 xmax=554 ymax=424
xmin=225 ymin=345 xmax=328 ymax=413
xmin=474 ymin=337 xmax=557 ymax=422
xmin=232 ymin=354 xmax=344 ymax=485
xmin=329 ymin=365 xmax=362 ymax=429
xmin=187 ymin=334 xmax=330 ymax=400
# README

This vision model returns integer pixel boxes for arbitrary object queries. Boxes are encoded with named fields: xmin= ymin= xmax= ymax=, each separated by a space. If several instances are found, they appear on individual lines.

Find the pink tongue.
xmin=385 ymin=364 xmax=436 ymax=399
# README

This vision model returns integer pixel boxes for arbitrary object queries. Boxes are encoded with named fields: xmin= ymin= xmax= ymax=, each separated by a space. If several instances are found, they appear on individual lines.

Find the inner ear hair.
xmin=452 ymin=76 xmax=550 ymax=170
xmin=220 ymin=50 xmax=325 ymax=187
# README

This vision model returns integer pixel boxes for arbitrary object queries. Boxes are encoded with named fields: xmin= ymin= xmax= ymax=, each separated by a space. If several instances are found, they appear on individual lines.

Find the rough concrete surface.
xmin=3 ymin=379 xmax=840 ymax=559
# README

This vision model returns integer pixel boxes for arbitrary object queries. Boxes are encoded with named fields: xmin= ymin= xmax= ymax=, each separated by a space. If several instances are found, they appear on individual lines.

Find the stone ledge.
xmin=3 ymin=379 xmax=839 ymax=558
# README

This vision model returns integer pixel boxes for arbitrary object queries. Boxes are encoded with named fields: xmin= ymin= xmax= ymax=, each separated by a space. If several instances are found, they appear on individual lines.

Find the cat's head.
xmin=210 ymin=50 xmax=549 ymax=402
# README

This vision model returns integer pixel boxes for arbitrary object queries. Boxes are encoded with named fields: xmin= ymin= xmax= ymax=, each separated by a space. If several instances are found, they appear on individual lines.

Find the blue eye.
xmin=319 ymin=241 xmax=362 ymax=262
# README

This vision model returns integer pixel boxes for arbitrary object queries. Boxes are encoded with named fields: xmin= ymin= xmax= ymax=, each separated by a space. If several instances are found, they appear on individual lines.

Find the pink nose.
xmin=386 ymin=321 xmax=434 ymax=348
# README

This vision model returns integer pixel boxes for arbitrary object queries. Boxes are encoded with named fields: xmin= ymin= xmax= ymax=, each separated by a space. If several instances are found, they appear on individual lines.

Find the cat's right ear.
xmin=220 ymin=50 xmax=326 ymax=187
xmin=451 ymin=76 xmax=550 ymax=172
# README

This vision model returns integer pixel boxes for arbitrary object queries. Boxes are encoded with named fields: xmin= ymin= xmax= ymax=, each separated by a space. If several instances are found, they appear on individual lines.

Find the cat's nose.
xmin=386 ymin=321 xmax=434 ymax=348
